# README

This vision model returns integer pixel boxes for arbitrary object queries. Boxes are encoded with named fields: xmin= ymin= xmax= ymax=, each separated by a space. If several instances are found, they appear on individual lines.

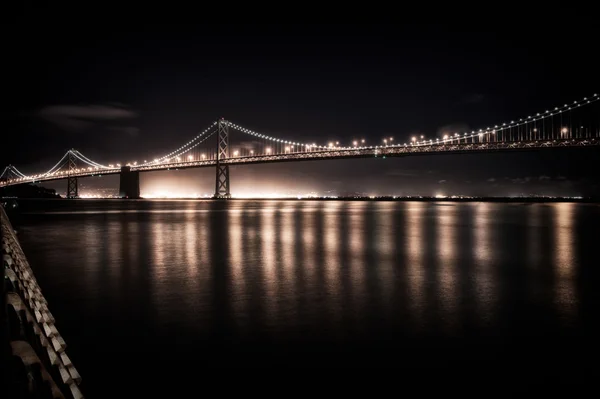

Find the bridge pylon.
xmin=66 ymin=150 xmax=78 ymax=199
xmin=213 ymin=118 xmax=231 ymax=199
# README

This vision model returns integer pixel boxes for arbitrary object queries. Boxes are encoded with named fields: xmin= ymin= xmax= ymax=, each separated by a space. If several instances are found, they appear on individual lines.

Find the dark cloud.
xmin=438 ymin=179 xmax=447 ymax=184
xmin=538 ymin=175 xmax=551 ymax=181
xmin=36 ymin=104 xmax=138 ymax=132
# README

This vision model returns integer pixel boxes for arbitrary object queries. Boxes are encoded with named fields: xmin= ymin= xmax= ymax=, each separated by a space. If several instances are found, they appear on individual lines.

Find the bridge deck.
xmin=2 ymin=138 xmax=598 ymax=186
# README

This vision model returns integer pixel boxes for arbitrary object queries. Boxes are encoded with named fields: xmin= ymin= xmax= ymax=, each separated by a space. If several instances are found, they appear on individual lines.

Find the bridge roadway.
xmin=2 ymin=137 xmax=598 ymax=186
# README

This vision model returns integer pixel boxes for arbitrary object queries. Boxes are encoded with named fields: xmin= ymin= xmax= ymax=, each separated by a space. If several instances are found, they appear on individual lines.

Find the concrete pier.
xmin=119 ymin=166 xmax=140 ymax=199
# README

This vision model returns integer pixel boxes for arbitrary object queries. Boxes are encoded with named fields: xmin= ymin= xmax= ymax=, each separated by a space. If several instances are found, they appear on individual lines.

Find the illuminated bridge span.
xmin=1 ymin=93 xmax=599 ymax=198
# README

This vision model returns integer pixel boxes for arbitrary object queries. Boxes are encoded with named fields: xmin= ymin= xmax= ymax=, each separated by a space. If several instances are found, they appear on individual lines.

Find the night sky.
xmin=3 ymin=14 xmax=599 ymax=197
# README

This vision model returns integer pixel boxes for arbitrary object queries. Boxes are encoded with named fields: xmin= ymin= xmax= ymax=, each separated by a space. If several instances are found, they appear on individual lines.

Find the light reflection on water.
xmin=12 ymin=200 xmax=600 ymax=393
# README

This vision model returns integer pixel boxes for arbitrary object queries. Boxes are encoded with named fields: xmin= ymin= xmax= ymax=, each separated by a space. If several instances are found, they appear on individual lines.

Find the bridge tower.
xmin=66 ymin=150 xmax=78 ymax=199
xmin=214 ymin=118 xmax=231 ymax=198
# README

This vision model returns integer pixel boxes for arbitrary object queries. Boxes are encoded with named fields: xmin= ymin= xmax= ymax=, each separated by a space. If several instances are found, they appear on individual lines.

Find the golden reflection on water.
xmin=185 ymin=209 xmax=199 ymax=280
xmin=323 ymin=201 xmax=342 ymax=323
xmin=280 ymin=204 xmax=295 ymax=291
xmin=228 ymin=207 xmax=245 ymax=321
xmin=348 ymin=202 xmax=367 ymax=318
xmin=260 ymin=204 xmax=277 ymax=326
xmin=83 ymin=221 xmax=101 ymax=291
xmin=437 ymin=203 xmax=457 ymax=332
xmin=127 ymin=221 xmax=139 ymax=279
xmin=553 ymin=203 xmax=577 ymax=323
xmin=374 ymin=202 xmax=395 ymax=310
xmin=302 ymin=204 xmax=318 ymax=295
xmin=406 ymin=202 xmax=425 ymax=325
xmin=17 ymin=199 xmax=596 ymax=353
xmin=473 ymin=202 xmax=496 ymax=321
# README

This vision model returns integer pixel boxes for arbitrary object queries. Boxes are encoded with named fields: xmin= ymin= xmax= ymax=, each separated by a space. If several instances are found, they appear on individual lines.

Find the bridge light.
xmin=335 ymin=141 xmax=339 ymax=145
xmin=285 ymin=146 xmax=290 ymax=153
xmin=154 ymin=159 xmax=159 ymax=163
xmin=188 ymin=155 xmax=193 ymax=160
xmin=561 ymin=127 xmax=568 ymax=134
xmin=353 ymin=141 xmax=358 ymax=146
xmin=361 ymin=139 xmax=365 ymax=143
xmin=201 ymin=154 xmax=206 ymax=159
xmin=328 ymin=142 xmax=334 ymax=147
xmin=250 ymin=150 xmax=254 ymax=155
xmin=233 ymin=150 xmax=239 ymax=156
xmin=176 ymin=156 xmax=181 ymax=161
xmin=383 ymin=139 xmax=387 ymax=144
xmin=443 ymin=135 xmax=448 ymax=140
xmin=266 ymin=147 xmax=272 ymax=154
xmin=116 ymin=163 xmax=121 ymax=167
xmin=133 ymin=162 xmax=137 ymax=166
xmin=411 ymin=136 xmax=416 ymax=142
xmin=109 ymin=164 xmax=114 ymax=168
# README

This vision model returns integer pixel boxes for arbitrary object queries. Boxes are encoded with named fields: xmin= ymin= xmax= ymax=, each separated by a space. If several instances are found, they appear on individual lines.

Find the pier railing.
xmin=1 ymin=204 xmax=84 ymax=399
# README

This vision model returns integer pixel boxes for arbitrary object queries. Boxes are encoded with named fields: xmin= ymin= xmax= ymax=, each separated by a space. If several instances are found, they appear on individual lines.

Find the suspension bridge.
xmin=1 ymin=93 xmax=599 ymax=199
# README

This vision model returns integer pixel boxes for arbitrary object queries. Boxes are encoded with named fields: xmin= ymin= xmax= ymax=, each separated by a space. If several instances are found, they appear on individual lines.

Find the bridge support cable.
xmin=138 ymin=122 xmax=218 ymax=167
xmin=10 ymin=166 xmax=27 ymax=178
xmin=0 ymin=166 xmax=10 ymax=181
xmin=214 ymin=119 xmax=231 ymax=198
xmin=71 ymin=150 xmax=110 ymax=169
xmin=66 ymin=151 xmax=78 ymax=199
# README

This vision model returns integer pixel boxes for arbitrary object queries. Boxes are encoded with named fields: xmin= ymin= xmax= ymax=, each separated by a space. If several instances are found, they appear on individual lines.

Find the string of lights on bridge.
xmin=138 ymin=122 xmax=218 ymax=167
xmin=0 ymin=92 xmax=598 ymax=185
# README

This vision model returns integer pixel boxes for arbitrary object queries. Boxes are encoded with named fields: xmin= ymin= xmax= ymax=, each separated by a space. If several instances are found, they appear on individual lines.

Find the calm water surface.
xmin=10 ymin=200 xmax=600 ymax=394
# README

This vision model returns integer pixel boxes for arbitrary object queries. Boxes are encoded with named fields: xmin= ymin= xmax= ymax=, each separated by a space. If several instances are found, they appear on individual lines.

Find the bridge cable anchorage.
xmin=214 ymin=119 xmax=231 ymax=198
